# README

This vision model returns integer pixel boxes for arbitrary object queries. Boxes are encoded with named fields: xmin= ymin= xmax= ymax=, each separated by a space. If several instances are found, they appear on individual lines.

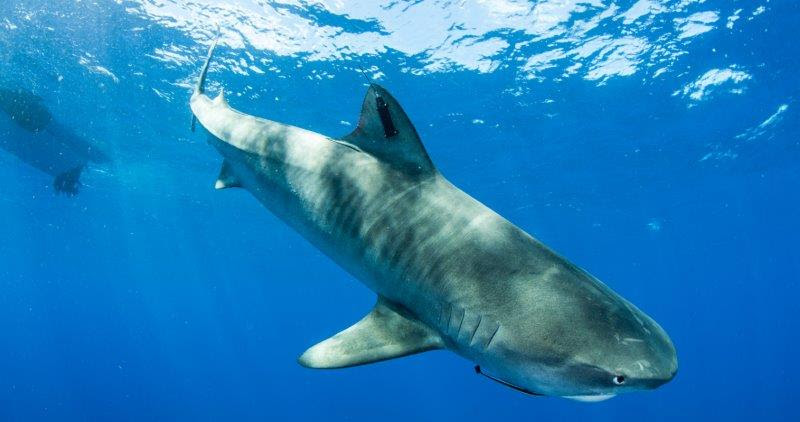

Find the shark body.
xmin=0 ymin=87 xmax=108 ymax=195
xmin=190 ymin=43 xmax=677 ymax=400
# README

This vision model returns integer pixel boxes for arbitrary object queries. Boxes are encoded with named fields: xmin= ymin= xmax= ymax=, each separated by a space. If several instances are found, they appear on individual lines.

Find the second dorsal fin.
xmin=342 ymin=84 xmax=436 ymax=177
xmin=214 ymin=160 xmax=241 ymax=189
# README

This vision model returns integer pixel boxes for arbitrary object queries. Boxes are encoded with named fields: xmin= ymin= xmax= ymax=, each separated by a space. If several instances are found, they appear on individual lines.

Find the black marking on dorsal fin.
xmin=342 ymin=84 xmax=435 ymax=177
xmin=474 ymin=366 xmax=545 ymax=396
xmin=375 ymin=95 xmax=398 ymax=138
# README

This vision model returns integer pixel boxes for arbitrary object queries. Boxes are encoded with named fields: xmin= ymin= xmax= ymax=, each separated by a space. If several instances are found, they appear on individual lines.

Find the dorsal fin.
xmin=342 ymin=84 xmax=435 ymax=176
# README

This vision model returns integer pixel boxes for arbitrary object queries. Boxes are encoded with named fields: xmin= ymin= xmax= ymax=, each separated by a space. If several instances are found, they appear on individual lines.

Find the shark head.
xmin=551 ymin=307 xmax=678 ymax=402
xmin=478 ymin=260 xmax=677 ymax=401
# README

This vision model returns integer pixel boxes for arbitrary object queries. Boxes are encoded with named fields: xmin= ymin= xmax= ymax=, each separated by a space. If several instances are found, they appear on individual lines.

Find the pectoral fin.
xmin=298 ymin=298 xmax=443 ymax=369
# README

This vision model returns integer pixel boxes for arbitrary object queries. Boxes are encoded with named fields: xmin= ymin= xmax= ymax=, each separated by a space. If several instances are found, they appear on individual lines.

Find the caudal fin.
xmin=194 ymin=36 xmax=219 ymax=96
xmin=191 ymin=33 xmax=220 ymax=132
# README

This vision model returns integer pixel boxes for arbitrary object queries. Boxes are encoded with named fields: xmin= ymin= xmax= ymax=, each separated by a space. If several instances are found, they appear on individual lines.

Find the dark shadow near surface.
xmin=0 ymin=85 xmax=109 ymax=195
xmin=0 ymin=87 xmax=52 ymax=132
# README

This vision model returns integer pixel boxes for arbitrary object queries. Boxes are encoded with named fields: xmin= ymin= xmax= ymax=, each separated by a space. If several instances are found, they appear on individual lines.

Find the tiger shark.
xmin=189 ymin=41 xmax=677 ymax=401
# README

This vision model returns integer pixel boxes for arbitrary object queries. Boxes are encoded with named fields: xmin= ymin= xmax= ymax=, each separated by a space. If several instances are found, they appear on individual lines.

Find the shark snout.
xmin=640 ymin=346 xmax=678 ymax=389
xmin=637 ymin=369 xmax=676 ymax=389
xmin=620 ymin=355 xmax=677 ymax=391
xmin=617 ymin=322 xmax=678 ymax=391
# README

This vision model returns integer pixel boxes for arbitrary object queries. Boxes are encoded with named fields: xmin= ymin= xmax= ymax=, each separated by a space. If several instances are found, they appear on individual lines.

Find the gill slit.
xmin=469 ymin=314 xmax=482 ymax=345
xmin=485 ymin=324 xmax=500 ymax=349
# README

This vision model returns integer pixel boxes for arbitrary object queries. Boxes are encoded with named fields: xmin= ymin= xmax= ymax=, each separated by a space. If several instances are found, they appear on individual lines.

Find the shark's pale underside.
xmin=189 ymin=41 xmax=677 ymax=401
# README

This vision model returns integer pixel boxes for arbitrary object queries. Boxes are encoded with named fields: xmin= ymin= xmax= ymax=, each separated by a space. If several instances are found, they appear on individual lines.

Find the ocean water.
xmin=0 ymin=0 xmax=798 ymax=420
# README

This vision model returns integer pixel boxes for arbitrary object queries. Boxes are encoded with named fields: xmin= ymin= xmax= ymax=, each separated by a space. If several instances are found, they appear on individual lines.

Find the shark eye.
xmin=613 ymin=375 xmax=626 ymax=385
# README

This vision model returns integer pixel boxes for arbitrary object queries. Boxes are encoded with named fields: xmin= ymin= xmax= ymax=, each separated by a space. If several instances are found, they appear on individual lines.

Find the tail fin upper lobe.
xmin=191 ymin=34 xmax=220 ymax=132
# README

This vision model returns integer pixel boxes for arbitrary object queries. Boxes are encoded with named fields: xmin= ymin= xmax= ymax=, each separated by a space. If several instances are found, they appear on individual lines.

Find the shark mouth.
xmin=474 ymin=366 xmax=617 ymax=402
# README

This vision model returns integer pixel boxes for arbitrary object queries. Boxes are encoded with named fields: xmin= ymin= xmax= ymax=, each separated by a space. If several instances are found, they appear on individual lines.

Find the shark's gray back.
xmin=197 ymin=84 xmax=580 ymax=350
xmin=213 ymin=121 xmax=570 ymax=352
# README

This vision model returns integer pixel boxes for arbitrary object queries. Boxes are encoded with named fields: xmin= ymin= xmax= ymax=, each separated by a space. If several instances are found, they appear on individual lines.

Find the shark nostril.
xmin=613 ymin=375 xmax=626 ymax=385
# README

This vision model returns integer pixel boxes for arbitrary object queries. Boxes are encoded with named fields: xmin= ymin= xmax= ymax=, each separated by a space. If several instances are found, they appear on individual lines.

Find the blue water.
xmin=1 ymin=1 xmax=798 ymax=420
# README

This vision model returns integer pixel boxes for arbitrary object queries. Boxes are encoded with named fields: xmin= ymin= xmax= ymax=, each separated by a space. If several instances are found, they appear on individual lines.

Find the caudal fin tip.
xmin=194 ymin=31 xmax=221 ymax=96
